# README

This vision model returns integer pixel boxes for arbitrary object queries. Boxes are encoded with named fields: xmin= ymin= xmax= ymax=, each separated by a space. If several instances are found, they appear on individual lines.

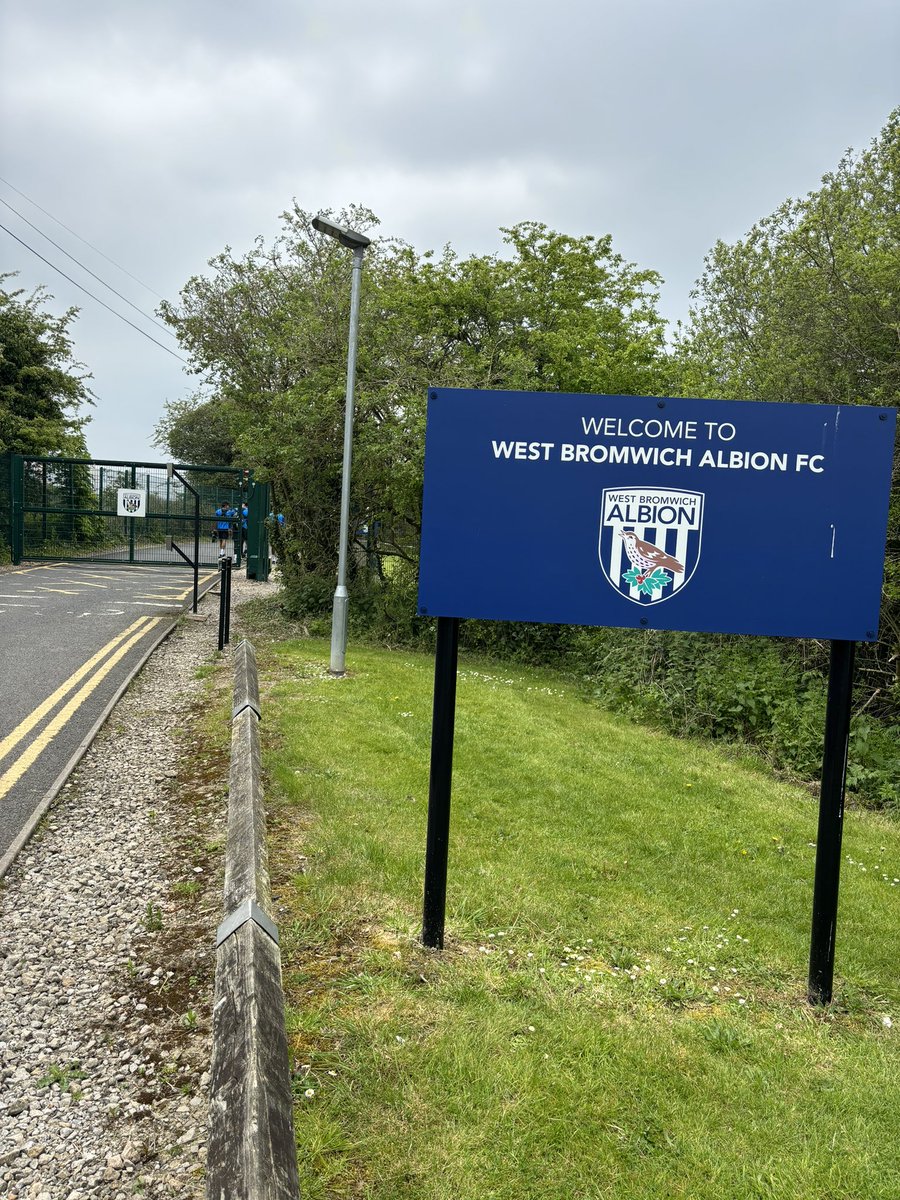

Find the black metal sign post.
xmin=808 ymin=639 xmax=856 ymax=1006
xmin=224 ymin=555 xmax=233 ymax=644
xmin=218 ymin=556 xmax=233 ymax=651
xmin=421 ymin=616 xmax=461 ymax=949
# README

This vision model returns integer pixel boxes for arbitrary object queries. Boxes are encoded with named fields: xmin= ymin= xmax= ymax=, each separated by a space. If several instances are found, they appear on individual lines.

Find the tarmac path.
xmin=0 ymin=560 xmax=218 ymax=871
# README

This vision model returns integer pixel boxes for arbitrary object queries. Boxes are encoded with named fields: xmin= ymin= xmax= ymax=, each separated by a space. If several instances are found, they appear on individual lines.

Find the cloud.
xmin=1 ymin=0 xmax=898 ymax=457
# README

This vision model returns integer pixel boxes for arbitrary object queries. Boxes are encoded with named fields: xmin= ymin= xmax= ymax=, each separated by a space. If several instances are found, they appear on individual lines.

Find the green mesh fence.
xmin=19 ymin=458 xmax=244 ymax=566
xmin=0 ymin=453 xmax=10 ymax=561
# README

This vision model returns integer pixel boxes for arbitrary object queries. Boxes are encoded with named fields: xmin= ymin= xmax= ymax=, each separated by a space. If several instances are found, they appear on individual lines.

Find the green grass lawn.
xmin=251 ymin=631 xmax=900 ymax=1200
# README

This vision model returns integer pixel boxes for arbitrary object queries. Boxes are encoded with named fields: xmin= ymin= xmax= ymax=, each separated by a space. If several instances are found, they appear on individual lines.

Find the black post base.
xmin=421 ymin=617 xmax=460 ymax=949
xmin=808 ymin=639 xmax=856 ymax=1006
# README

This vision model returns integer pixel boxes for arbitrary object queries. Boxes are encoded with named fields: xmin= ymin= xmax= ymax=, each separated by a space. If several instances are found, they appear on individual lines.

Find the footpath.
xmin=0 ymin=573 xmax=277 ymax=1200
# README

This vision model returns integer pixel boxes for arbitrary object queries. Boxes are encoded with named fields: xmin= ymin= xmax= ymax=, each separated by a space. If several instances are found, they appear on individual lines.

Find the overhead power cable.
xmin=0 ymin=221 xmax=187 ymax=364
xmin=0 ymin=195 xmax=176 ymax=338
xmin=0 ymin=174 xmax=166 ymax=301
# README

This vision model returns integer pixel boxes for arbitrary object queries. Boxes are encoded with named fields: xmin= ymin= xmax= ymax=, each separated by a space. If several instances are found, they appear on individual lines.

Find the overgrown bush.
xmin=341 ymin=562 xmax=431 ymax=648
xmin=279 ymin=569 xmax=334 ymax=621
xmin=579 ymin=629 xmax=899 ymax=809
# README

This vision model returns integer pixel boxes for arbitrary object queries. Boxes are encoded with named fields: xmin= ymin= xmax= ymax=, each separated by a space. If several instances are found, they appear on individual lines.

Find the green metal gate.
xmin=4 ymin=455 xmax=269 ymax=577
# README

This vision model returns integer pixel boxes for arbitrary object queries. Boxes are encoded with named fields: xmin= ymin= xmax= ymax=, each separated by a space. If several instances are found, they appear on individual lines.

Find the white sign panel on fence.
xmin=116 ymin=488 xmax=147 ymax=517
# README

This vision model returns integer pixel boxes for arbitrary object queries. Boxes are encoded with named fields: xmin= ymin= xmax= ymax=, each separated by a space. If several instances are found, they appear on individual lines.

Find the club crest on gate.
xmin=598 ymin=487 xmax=704 ymax=605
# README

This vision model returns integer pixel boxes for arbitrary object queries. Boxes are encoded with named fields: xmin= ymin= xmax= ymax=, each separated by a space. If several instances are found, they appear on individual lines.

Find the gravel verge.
xmin=0 ymin=572 xmax=279 ymax=1199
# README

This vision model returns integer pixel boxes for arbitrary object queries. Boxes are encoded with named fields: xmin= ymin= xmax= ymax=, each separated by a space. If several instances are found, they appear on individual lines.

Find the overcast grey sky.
xmin=1 ymin=0 xmax=898 ymax=461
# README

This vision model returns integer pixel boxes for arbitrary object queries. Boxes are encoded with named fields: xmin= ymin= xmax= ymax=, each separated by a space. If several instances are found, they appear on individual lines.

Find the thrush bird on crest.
xmin=619 ymin=528 xmax=685 ymax=577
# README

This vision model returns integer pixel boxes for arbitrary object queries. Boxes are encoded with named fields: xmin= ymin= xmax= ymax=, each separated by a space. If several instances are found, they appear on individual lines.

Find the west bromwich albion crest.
xmin=598 ymin=487 xmax=703 ymax=605
xmin=116 ymin=488 xmax=147 ymax=517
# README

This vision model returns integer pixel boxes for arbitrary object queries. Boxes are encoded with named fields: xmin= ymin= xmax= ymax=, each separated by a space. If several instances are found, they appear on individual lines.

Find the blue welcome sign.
xmin=417 ymin=389 xmax=896 ymax=641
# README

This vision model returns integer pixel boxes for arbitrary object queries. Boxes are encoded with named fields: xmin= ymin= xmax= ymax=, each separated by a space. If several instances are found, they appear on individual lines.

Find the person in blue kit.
xmin=267 ymin=510 xmax=285 ymax=566
xmin=214 ymin=504 xmax=232 ymax=557
xmin=240 ymin=503 xmax=249 ymax=557
xmin=226 ymin=503 xmax=240 ymax=558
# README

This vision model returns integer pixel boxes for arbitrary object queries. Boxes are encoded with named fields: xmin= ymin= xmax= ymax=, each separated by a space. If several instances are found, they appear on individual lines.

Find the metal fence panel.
xmin=0 ymin=453 xmax=10 ymax=560
xmin=19 ymin=458 xmax=246 ymax=567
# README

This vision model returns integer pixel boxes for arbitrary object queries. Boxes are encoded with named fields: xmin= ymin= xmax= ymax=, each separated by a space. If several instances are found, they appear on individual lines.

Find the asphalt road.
xmin=0 ymin=560 xmax=219 ymax=870
xmin=96 ymin=536 xmax=243 ymax=567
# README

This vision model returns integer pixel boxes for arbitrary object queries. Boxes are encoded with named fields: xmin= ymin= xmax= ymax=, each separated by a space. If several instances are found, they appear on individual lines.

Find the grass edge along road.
xmin=247 ymin=630 xmax=899 ymax=1200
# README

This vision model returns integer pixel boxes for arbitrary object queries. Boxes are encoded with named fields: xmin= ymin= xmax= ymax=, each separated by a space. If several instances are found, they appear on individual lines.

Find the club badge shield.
xmin=598 ymin=487 xmax=704 ymax=605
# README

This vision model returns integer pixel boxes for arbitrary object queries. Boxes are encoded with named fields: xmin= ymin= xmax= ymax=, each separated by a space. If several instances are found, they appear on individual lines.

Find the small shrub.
xmin=281 ymin=571 xmax=334 ymax=620
xmin=38 ymin=1061 xmax=87 ymax=1089
xmin=144 ymin=902 xmax=164 ymax=931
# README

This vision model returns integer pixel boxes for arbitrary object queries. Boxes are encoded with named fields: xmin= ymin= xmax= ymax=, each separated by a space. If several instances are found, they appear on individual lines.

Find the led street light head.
xmin=312 ymin=215 xmax=371 ymax=250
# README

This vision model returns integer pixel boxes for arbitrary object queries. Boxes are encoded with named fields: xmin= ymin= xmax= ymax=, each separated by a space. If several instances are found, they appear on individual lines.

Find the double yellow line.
xmin=0 ymin=616 xmax=163 ymax=801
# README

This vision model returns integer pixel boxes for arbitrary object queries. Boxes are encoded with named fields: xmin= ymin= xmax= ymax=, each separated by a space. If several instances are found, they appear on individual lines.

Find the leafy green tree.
xmin=492 ymin=221 xmax=666 ymax=396
xmin=153 ymin=391 xmax=238 ymax=466
xmin=0 ymin=278 xmax=93 ymax=456
xmin=675 ymin=109 xmax=899 ymax=411
xmin=673 ymin=109 xmax=900 ymax=721
xmin=0 ymin=280 xmax=96 ymax=556
xmin=160 ymin=207 xmax=376 ymax=580
xmin=160 ymin=206 xmax=669 ymax=604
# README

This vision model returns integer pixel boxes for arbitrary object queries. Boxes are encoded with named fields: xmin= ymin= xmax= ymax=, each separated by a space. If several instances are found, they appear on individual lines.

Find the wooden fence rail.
xmin=207 ymin=639 xmax=300 ymax=1200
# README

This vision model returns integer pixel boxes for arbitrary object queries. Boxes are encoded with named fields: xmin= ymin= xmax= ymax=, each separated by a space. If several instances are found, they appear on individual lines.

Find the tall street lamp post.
xmin=312 ymin=215 xmax=371 ymax=675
